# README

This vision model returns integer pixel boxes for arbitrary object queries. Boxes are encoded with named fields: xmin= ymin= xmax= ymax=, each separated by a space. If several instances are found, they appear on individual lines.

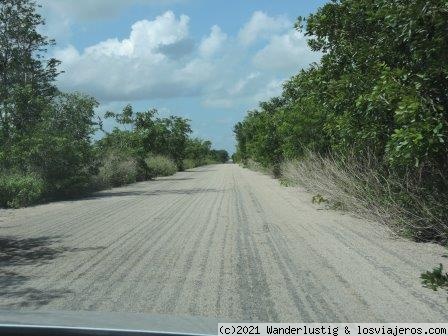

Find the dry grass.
xmin=243 ymin=159 xmax=275 ymax=176
xmin=93 ymin=153 xmax=140 ymax=189
xmin=281 ymin=153 xmax=448 ymax=243
xmin=145 ymin=155 xmax=177 ymax=177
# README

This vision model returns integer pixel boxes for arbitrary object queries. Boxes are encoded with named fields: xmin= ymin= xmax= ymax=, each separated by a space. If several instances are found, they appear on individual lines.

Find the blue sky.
xmin=38 ymin=0 xmax=327 ymax=153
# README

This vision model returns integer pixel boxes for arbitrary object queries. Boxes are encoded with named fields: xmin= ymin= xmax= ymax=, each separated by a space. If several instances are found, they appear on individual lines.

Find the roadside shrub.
xmin=182 ymin=159 xmax=197 ymax=170
xmin=0 ymin=173 xmax=45 ymax=208
xmin=281 ymin=153 xmax=448 ymax=242
xmin=93 ymin=153 xmax=139 ymax=188
xmin=145 ymin=155 xmax=177 ymax=178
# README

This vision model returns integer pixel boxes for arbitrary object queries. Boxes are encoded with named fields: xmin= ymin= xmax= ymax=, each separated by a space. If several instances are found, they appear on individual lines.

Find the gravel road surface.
xmin=0 ymin=164 xmax=447 ymax=322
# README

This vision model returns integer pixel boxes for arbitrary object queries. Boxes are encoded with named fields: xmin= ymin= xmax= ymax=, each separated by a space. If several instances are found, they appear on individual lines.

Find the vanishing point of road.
xmin=0 ymin=164 xmax=446 ymax=321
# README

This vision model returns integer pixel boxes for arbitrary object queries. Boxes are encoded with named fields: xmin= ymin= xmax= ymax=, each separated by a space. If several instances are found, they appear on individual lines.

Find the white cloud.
xmin=84 ymin=11 xmax=190 ymax=58
xmin=54 ymin=45 xmax=80 ymax=63
xmin=203 ymin=75 xmax=284 ymax=109
xmin=202 ymin=72 xmax=261 ymax=108
xmin=254 ymin=79 xmax=284 ymax=102
xmin=199 ymin=25 xmax=227 ymax=58
xmin=238 ymin=11 xmax=290 ymax=46
xmin=253 ymin=30 xmax=320 ymax=72
xmin=53 ymin=10 xmax=319 ymax=107
xmin=55 ymin=11 xmax=214 ymax=101
xmin=37 ymin=0 xmax=185 ymax=43
xmin=228 ymin=72 xmax=260 ymax=95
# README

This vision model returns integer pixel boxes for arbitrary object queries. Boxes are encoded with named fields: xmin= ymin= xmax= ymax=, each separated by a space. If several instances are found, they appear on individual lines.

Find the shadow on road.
xmin=156 ymin=177 xmax=196 ymax=181
xmin=89 ymin=188 xmax=224 ymax=199
xmin=0 ymin=269 xmax=71 ymax=308
xmin=0 ymin=236 xmax=64 ymax=266
xmin=186 ymin=169 xmax=217 ymax=173
xmin=0 ymin=236 xmax=81 ymax=308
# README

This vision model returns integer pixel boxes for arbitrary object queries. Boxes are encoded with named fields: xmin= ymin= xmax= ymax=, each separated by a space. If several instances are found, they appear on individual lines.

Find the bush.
xmin=182 ymin=159 xmax=197 ymax=170
xmin=0 ymin=173 xmax=45 ymax=208
xmin=3 ymin=92 xmax=100 ymax=197
xmin=145 ymin=155 xmax=177 ymax=178
xmin=93 ymin=153 xmax=139 ymax=189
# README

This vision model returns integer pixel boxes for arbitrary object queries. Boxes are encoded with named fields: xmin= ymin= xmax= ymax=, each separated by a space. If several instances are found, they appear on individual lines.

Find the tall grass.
xmin=281 ymin=153 xmax=448 ymax=243
xmin=243 ymin=159 xmax=275 ymax=176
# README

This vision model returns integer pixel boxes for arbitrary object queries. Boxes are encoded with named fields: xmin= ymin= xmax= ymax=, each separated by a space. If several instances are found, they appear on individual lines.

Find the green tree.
xmin=104 ymin=106 xmax=193 ymax=170
xmin=0 ymin=0 xmax=60 ymax=143
xmin=8 ymin=93 xmax=100 ymax=195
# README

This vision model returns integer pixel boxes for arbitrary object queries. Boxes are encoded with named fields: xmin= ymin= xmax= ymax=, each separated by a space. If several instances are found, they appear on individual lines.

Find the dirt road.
xmin=0 ymin=164 xmax=446 ymax=322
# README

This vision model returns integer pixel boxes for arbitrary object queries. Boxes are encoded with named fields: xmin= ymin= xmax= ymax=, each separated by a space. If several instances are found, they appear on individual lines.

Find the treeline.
xmin=234 ymin=0 xmax=448 ymax=242
xmin=0 ymin=0 xmax=228 ymax=208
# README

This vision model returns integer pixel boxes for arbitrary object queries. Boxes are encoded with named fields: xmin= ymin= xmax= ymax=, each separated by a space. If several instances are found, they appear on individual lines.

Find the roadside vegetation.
xmin=0 ymin=0 xmax=228 ymax=208
xmin=234 ymin=0 xmax=448 ymax=244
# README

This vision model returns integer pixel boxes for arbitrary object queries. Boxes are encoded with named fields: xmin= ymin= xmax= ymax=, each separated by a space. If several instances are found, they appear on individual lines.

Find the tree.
xmin=0 ymin=0 xmax=60 ymax=143
xmin=210 ymin=150 xmax=229 ymax=163
xmin=103 ymin=106 xmax=192 ymax=170
xmin=8 ymin=93 xmax=100 ymax=195
xmin=235 ymin=0 xmax=448 ymax=174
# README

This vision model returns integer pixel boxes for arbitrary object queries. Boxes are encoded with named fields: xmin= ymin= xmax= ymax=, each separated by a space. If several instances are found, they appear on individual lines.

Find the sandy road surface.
xmin=0 ymin=164 xmax=447 ymax=322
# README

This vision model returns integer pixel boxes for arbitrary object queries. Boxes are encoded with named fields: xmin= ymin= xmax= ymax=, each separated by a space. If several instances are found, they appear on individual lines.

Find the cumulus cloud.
xmin=85 ymin=11 xmax=190 ymax=57
xmin=199 ymin=25 xmax=227 ymax=58
xmin=203 ymin=72 xmax=260 ymax=108
xmin=37 ymin=0 xmax=185 ymax=42
xmin=253 ymin=30 xmax=320 ymax=72
xmin=53 ymin=10 xmax=319 ymax=107
xmin=228 ymin=72 xmax=260 ymax=95
xmin=238 ymin=11 xmax=290 ymax=46
xmin=254 ymin=79 xmax=284 ymax=102
xmin=55 ymin=12 xmax=215 ymax=101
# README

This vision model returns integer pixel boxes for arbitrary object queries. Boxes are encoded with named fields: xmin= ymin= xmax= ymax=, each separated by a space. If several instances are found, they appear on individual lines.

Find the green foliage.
xmin=0 ymin=0 xmax=60 ymax=142
xmin=0 ymin=1 xmax=101 ymax=204
xmin=0 ymin=172 xmax=44 ymax=208
xmin=211 ymin=149 xmax=230 ymax=163
xmin=105 ymin=106 xmax=193 ymax=171
xmin=234 ymin=0 xmax=448 ymax=242
xmin=235 ymin=0 xmax=448 ymax=171
xmin=3 ymin=92 xmax=100 ymax=196
xmin=184 ymin=138 xmax=229 ymax=166
xmin=145 ymin=155 xmax=177 ymax=178
xmin=421 ymin=264 xmax=448 ymax=294
xmin=101 ymin=106 xmax=227 ymax=177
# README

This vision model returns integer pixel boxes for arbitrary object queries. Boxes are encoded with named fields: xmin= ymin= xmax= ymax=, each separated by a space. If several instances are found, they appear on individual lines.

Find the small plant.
xmin=279 ymin=179 xmax=290 ymax=187
xmin=312 ymin=194 xmax=327 ymax=204
xmin=421 ymin=264 xmax=448 ymax=295
xmin=279 ymin=176 xmax=298 ymax=187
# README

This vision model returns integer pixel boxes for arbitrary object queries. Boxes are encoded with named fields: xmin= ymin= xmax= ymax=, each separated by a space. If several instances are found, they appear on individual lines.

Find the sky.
xmin=37 ymin=0 xmax=328 ymax=153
